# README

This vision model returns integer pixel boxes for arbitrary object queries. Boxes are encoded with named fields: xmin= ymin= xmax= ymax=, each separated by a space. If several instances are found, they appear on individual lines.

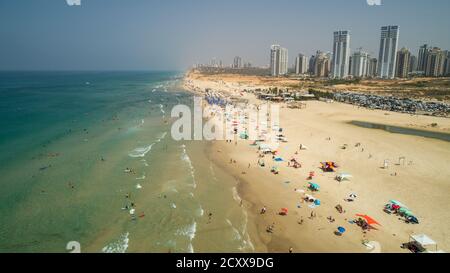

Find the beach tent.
xmin=410 ymin=234 xmax=438 ymax=252
xmin=356 ymin=214 xmax=381 ymax=226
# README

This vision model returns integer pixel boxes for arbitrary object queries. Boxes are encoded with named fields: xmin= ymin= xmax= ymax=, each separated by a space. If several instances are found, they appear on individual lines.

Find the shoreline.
xmin=182 ymin=71 xmax=450 ymax=253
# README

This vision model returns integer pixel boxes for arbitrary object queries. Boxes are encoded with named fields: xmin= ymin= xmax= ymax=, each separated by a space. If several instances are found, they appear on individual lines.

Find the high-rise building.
xmin=409 ymin=55 xmax=418 ymax=73
xmin=367 ymin=58 xmax=378 ymax=78
xmin=308 ymin=54 xmax=316 ymax=74
xmin=444 ymin=51 xmax=450 ymax=76
xmin=348 ymin=56 xmax=353 ymax=76
xmin=351 ymin=49 xmax=370 ymax=78
xmin=233 ymin=56 xmax=242 ymax=69
xmin=331 ymin=30 xmax=350 ymax=79
xmin=377 ymin=25 xmax=400 ymax=79
xmin=395 ymin=47 xmax=411 ymax=78
xmin=270 ymin=45 xmax=288 ymax=76
xmin=425 ymin=47 xmax=446 ymax=77
xmin=295 ymin=54 xmax=309 ymax=74
xmin=417 ymin=44 xmax=429 ymax=72
xmin=314 ymin=51 xmax=331 ymax=78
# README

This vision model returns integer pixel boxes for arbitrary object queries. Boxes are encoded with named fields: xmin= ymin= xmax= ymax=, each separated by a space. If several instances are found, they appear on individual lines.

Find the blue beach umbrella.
xmin=308 ymin=182 xmax=320 ymax=191
xmin=337 ymin=227 xmax=346 ymax=234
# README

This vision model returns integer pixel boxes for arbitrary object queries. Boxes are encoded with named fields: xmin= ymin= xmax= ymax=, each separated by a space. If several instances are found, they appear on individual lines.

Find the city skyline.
xmin=1 ymin=0 xmax=450 ymax=70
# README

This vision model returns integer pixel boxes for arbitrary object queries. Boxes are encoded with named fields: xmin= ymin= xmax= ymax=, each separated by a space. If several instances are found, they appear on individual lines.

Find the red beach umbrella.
xmin=356 ymin=214 xmax=381 ymax=226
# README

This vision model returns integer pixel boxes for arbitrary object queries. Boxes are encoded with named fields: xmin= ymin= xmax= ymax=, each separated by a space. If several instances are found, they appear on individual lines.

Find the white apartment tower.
xmin=270 ymin=45 xmax=288 ymax=76
xmin=295 ymin=54 xmax=309 ymax=74
xmin=351 ymin=49 xmax=370 ymax=78
xmin=377 ymin=25 xmax=400 ymax=79
xmin=331 ymin=30 xmax=351 ymax=79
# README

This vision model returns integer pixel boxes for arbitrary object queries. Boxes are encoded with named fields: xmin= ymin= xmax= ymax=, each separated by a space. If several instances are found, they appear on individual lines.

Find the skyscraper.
xmin=295 ymin=54 xmax=309 ymax=74
xmin=314 ymin=51 xmax=331 ymax=78
xmin=395 ymin=47 xmax=411 ymax=78
xmin=233 ymin=56 xmax=242 ymax=69
xmin=270 ymin=45 xmax=288 ymax=76
xmin=331 ymin=30 xmax=350 ymax=79
xmin=417 ymin=44 xmax=429 ymax=73
xmin=351 ymin=49 xmax=370 ymax=78
xmin=409 ymin=55 xmax=418 ymax=73
xmin=377 ymin=25 xmax=400 ymax=79
xmin=367 ymin=58 xmax=378 ymax=78
xmin=444 ymin=51 xmax=450 ymax=76
xmin=425 ymin=47 xmax=446 ymax=77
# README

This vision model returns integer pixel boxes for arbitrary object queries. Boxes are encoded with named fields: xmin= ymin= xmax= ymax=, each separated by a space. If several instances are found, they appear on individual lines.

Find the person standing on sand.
xmin=289 ymin=247 xmax=293 ymax=253
xmin=260 ymin=206 xmax=267 ymax=214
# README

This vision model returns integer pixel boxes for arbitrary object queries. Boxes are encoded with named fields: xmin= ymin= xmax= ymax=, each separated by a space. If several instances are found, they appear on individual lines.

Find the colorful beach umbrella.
xmin=389 ymin=200 xmax=409 ymax=209
xmin=356 ymin=214 xmax=381 ymax=226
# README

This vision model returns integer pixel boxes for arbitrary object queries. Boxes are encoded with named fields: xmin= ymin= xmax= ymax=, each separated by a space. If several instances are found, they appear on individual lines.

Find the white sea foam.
xmin=156 ymin=132 xmax=167 ymax=142
xmin=136 ymin=183 xmax=143 ymax=189
xmin=136 ymin=173 xmax=146 ymax=180
xmin=231 ymin=187 xmax=242 ymax=203
xmin=181 ymin=145 xmax=196 ymax=189
xmin=175 ymin=221 xmax=197 ymax=253
xmin=128 ymin=143 xmax=155 ymax=158
xmin=171 ymin=203 xmax=177 ymax=209
xmin=102 ymin=232 xmax=129 ymax=253
xmin=141 ymin=159 xmax=149 ymax=167
xmin=197 ymin=206 xmax=204 ymax=217
xmin=226 ymin=219 xmax=242 ymax=241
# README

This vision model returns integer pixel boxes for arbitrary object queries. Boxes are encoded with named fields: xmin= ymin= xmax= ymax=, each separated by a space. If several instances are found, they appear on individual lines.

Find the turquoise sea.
xmin=0 ymin=71 xmax=253 ymax=253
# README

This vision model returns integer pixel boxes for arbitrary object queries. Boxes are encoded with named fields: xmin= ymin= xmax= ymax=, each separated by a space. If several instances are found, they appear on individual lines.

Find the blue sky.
xmin=0 ymin=0 xmax=449 ymax=70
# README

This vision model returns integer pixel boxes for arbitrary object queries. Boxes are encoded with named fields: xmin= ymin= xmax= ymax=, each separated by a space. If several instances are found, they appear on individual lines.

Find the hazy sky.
xmin=1 ymin=0 xmax=449 ymax=70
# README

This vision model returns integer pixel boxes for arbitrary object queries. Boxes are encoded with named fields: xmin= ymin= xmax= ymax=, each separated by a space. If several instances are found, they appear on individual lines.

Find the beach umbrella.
xmin=308 ymin=182 xmax=320 ymax=190
xmin=389 ymin=200 xmax=409 ymax=209
xmin=337 ymin=227 xmax=346 ymax=234
xmin=314 ymin=199 xmax=321 ymax=206
xmin=356 ymin=214 xmax=381 ymax=226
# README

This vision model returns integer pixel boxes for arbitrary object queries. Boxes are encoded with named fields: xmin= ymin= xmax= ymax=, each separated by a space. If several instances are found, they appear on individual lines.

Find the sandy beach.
xmin=184 ymin=71 xmax=450 ymax=253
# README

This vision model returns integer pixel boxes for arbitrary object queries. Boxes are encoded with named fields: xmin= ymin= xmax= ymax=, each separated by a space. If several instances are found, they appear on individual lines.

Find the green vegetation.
xmin=325 ymin=78 xmax=361 ymax=86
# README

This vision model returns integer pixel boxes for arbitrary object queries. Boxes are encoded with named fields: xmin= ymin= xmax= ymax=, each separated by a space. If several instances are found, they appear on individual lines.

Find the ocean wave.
xmin=102 ymin=232 xmax=129 ymax=253
xmin=197 ymin=206 xmax=204 ymax=217
xmin=175 ymin=221 xmax=197 ymax=253
xmin=156 ymin=132 xmax=167 ymax=142
xmin=128 ymin=143 xmax=155 ymax=158
xmin=180 ymin=145 xmax=196 ymax=189
xmin=226 ymin=218 xmax=255 ymax=252
xmin=159 ymin=104 xmax=165 ymax=117
xmin=136 ymin=173 xmax=146 ymax=180
xmin=231 ymin=187 xmax=242 ymax=203
xmin=141 ymin=159 xmax=149 ymax=167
